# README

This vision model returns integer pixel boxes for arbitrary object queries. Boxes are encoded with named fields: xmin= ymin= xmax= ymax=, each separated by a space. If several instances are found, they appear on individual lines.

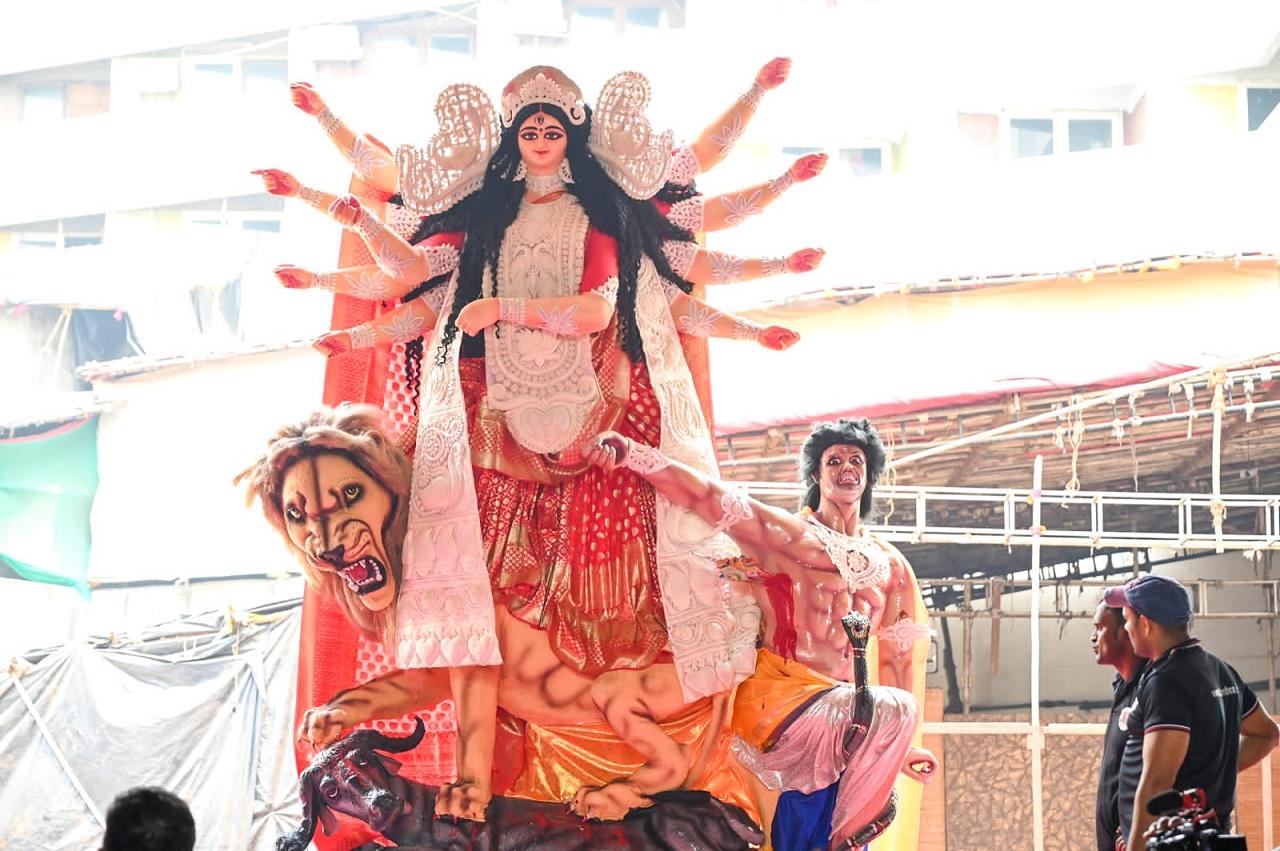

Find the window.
xmin=166 ymin=195 xmax=284 ymax=234
xmin=241 ymin=220 xmax=282 ymax=234
xmin=229 ymin=193 xmax=285 ymax=234
xmin=1246 ymin=87 xmax=1280 ymax=132
xmin=17 ymin=225 xmax=58 ymax=251
xmin=571 ymin=4 xmax=616 ymax=31
xmin=62 ymin=214 xmax=106 ymax=248
xmin=3 ymin=214 xmax=104 ymax=251
xmin=428 ymin=34 xmax=473 ymax=55
xmin=1067 ymin=118 xmax=1112 ymax=152
xmin=1006 ymin=113 xmax=1120 ymax=159
xmin=781 ymin=146 xmax=822 ymax=156
xmin=626 ymin=6 xmax=664 ymax=27
xmin=192 ymin=63 xmax=234 ymax=84
xmin=839 ymin=146 xmax=885 ymax=177
xmin=186 ymin=61 xmax=235 ymax=99
xmin=22 ymin=85 xmax=64 ymax=123
xmin=1009 ymin=118 xmax=1053 ymax=157
xmin=242 ymin=60 xmax=288 ymax=94
xmin=565 ymin=1 xmax=681 ymax=32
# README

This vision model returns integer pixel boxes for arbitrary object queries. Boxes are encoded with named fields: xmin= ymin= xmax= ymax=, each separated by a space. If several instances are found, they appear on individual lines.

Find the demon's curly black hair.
xmin=799 ymin=418 xmax=887 ymax=519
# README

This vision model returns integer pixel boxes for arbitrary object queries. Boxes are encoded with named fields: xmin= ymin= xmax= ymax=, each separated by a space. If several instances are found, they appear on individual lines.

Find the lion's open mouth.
xmin=338 ymin=556 xmax=387 ymax=595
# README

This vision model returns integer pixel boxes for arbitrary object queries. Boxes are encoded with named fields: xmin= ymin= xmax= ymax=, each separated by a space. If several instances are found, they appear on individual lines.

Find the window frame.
xmin=1239 ymin=82 xmax=1280 ymax=133
xmin=3 ymin=215 xmax=105 ymax=252
xmin=1000 ymin=110 xmax=1123 ymax=159
xmin=563 ymin=0 xmax=682 ymax=32
xmin=177 ymin=196 xmax=284 ymax=234
xmin=837 ymin=142 xmax=893 ymax=177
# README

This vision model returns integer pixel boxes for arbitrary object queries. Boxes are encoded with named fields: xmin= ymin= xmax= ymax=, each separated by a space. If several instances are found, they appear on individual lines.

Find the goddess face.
xmin=516 ymin=110 xmax=568 ymax=176
xmin=280 ymin=451 xmax=397 ymax=611
xmin=817 ymin=443 xmax=868 ymax=512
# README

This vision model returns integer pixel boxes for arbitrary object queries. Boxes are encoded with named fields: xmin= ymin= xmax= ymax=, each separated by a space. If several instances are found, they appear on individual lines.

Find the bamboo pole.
xmin=1030 ymin=455 xmax=1045 ymax=851
xmin=1266 ymin=606 xmax=1276 ymax=849
xmin=962 ymin=582 xmax=973 ymax=716
xmin=8 ymin=671 xmax=104 ymax=827
xmin=1209 ymin=369 xmax=1228 ymax=553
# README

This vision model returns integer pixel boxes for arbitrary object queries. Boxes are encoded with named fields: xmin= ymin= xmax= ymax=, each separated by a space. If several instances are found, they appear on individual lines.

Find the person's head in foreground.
xmin=101 ymin=786 xmax=195 ymax=851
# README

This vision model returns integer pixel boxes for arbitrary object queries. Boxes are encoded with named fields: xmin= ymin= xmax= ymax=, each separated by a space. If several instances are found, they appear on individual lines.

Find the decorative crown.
xmin=500 ymin=66 xmax=587 ymax=128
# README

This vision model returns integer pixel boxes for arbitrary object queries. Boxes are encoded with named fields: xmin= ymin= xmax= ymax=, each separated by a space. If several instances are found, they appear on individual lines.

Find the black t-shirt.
xmin=1096 ymin=660 xmax=1148 ymax=851
xmin=1116 ymin=638 xmax=1259 ymax=841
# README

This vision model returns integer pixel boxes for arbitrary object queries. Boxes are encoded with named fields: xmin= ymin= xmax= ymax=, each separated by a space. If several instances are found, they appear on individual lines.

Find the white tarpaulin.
xmin=0 ymin=605 xmax=302 ymax=850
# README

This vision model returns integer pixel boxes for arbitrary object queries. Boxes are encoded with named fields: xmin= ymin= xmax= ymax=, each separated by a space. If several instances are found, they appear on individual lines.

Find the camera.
xmin=1144 ymin=788 xmax=1247 ymax=850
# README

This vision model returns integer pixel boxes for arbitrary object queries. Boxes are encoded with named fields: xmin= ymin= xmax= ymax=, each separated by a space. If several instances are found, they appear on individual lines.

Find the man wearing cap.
xmin=1091 ymin=600 xmax=1148 ymax=851
xmin=1106 ymin=574 xmax=1279 ymax=850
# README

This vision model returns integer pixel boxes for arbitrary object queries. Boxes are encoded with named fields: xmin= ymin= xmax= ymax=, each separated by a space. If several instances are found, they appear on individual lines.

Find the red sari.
xmin=436 ymin=225 xmax=669 ymax=675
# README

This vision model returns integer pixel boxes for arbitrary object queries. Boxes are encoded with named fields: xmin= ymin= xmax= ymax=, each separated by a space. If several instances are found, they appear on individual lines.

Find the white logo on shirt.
xmin=1118 ymin=698 xmax=1137 ymax=732
xmin=1211 ymin=686 xmax=1238 ymax=698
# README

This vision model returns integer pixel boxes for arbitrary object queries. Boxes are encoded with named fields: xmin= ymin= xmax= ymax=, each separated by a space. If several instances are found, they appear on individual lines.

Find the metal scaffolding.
xmin=745 ymin=481 xmax=1280 ymax=553
xmin=733 ymin=356 xmax=1280 ymax=849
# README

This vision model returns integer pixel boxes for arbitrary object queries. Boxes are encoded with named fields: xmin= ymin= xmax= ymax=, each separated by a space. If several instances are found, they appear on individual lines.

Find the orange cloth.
xmin=508 ymin=695 xmax=761 ymax=827
xmin=730 ymin=648 xmax=840 ymax=751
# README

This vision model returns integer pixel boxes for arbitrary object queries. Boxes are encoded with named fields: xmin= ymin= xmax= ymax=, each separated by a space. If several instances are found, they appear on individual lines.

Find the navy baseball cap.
xmin=1103 ymin=574 xmax=1193 ymax=626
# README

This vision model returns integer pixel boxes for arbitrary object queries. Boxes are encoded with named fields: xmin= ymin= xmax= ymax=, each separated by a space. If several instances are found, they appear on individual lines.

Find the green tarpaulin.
xmin=0 ymin=417 xmax=98 ymax=595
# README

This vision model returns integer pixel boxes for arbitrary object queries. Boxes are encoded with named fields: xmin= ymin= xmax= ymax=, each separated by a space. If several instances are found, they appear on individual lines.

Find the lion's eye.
xmin=342 ymin=484 xmax=362 ymax=504
xmin=285 ymin=506 xmax=304 ymax=523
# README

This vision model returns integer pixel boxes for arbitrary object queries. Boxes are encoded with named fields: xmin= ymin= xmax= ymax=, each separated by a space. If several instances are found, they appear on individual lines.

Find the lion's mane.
xmin=236 ymin=405 xmax=411 ymax=643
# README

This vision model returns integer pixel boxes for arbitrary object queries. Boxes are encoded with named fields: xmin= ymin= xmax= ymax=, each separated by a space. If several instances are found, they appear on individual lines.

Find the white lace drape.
xmin=483 ymin=195 xmax=599 ymax=456
xmin=397 ymin=273 xmax=501 ymax=669
xmin=397 ymin=233 xmax=761 ymax=702
xmin=634 ymin=258 xmax=761 ymax=699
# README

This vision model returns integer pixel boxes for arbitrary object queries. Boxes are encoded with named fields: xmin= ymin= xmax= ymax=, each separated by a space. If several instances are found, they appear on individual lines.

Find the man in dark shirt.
xmin=1091 ymin=601 xmax=1147 ymax=851
xmin=1105 ymin=574 xmax=1279 ymax=850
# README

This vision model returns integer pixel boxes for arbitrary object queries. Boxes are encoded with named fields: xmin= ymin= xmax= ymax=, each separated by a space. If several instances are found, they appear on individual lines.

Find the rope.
xmin=1064 ymin=399 xmax=1084 ymax=494
xmin=1209 ymin=368 xmax=1228 ymax=553
xmin=882 ymin=427 xmax=897 ymax=525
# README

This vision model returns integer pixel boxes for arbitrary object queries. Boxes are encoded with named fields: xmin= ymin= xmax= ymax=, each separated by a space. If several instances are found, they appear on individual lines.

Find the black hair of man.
xmin=799 ymin=417 xmax=887 ymax=518
xmin=101 ymin=786 xmax=195 ymax=851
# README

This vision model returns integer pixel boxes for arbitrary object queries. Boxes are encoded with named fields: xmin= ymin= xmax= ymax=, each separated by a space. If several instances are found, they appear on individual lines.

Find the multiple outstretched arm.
xmin=666 ymin=288 xmax=799 ymax=350
xmin=306 ymin=280 xmax=797 ymax=358
xmin=694 ymin=153 xmax=827 ymax=232
xmin=266 ymin=66 xmax=819 ymax=353
xmin=326 ymin=196 xmax=458 ymax=283
xmin=314 ymin=296 xmax=445 ymax=357
xmin=290 ymin=82 xmax=399 ymax=196
xmin=665 ymin=241 xmax=824 ymax=286
xmin=685 ymin=57 xmax=791 ymax=175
